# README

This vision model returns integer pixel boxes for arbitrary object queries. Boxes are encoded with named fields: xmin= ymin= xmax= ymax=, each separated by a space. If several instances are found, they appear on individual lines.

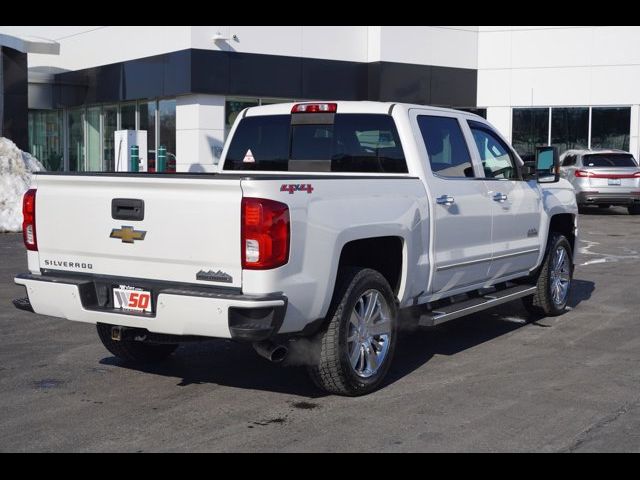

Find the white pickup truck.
xmin=14 ymin=101 xmax=578 ymax=396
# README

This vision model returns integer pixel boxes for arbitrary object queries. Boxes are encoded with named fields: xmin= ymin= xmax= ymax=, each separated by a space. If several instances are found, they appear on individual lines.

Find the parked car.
xmin=559 ymin=149 xmax=640 ymax=214
xmin=13 ymin=101 xmax=578 ymax=396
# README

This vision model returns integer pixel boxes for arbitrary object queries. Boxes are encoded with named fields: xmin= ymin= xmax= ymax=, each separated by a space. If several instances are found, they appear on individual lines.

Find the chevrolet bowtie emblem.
xmin=110 ymin=226 xmax=147 ymax=244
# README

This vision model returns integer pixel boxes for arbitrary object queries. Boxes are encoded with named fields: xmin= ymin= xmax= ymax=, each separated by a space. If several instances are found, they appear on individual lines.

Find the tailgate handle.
xmin=112 ymin=199 xmax=145 ymax=221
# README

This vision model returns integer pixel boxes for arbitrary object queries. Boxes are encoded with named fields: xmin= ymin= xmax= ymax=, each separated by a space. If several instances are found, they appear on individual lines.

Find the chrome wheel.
xmin=550 ymin=246 xmax=571 ymax=306
xmin=346 ymin=289 xmax=392 ymax=378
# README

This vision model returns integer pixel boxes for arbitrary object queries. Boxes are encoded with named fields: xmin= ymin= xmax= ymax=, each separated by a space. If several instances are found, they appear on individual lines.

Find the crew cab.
xmin=14 ymin=102 xmax=578 ymax=396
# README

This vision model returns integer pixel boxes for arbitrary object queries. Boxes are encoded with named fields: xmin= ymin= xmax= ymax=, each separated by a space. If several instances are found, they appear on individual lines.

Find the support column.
xmin=629 ymin=105 xmax=640 ymax=159
xmin=0 ymin=46 xmax=28 ymax=150
xmin=175 ymin=94 xmax=226 ymax=173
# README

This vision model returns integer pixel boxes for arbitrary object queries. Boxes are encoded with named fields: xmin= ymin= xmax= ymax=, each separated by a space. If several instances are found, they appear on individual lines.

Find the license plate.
xmin=608 ymin=178 xmax=622 ymax=186
xmin=113 ymin=286 xmax=152 ymax=313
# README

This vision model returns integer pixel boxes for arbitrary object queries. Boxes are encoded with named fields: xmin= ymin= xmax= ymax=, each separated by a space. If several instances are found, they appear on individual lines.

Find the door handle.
xmin=493 ymin=193 xmax=508 ymax=203
xmin=436 ymin=195 xmax=455 ymax=206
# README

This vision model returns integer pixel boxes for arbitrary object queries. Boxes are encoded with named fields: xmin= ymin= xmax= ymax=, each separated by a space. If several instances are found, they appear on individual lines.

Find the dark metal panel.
xmin=1 ymin=47 xmax=28 ymax=150
xmin=377 ymin=62 xmax=432 ymax=105
xmin=227 ymin=52 xmax=302 ymax=98
xmin=164 ymin=49 xmax=192 ymax=97
xmin=190 ymin=49 xmax=228 ymax=95
xmin=430 ymin=66 xmax=477 ymax=107
xmin=48 ymin=49 xmax=479 ymax=109
xmin=301 ymin=58 xmax=368 ymax=100
xmin=122 ymin=55 xmax=164 ymax=101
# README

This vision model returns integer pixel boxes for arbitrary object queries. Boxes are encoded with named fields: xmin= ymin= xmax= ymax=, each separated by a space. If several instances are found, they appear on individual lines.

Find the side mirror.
xmin=535 ymin=146 xmax=560 ymax=183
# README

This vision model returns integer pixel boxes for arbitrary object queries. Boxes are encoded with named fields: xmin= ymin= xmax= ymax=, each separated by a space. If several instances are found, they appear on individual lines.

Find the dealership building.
xmin=0 ymin=25 xmax=639 ymax=171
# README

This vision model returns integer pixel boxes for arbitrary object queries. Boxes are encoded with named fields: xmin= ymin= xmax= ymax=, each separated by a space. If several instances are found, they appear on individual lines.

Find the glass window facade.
xmin=551 ymin=108 xmax=589 ymax=153
xmin=68 ymin=108 xmax=84 ymax=172
xmin=139 ymin=101 xmax=157 ymax=169
xmin=103 ymin=105 xmax=118 ymax=171
xmin=591 ymin=107 xmax=631 ymax=151
xmin=512 ymin=108 xmax=549 ymax=163
xmin=120 ymin=103 xmax=136 ymax=130
xmin=27 ymin=110 xmax=63 ymax=171
xmin=28 ymin=98 xmax=175 ymax=173
xmin=513 ymin=106 xmax=632 ymax=160
xmin=158 ymin=99 xmax=176 ymax=172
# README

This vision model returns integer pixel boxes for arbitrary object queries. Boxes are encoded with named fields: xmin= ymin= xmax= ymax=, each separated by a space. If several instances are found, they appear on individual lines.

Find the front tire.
xmin=522 ymin=233 xmax=573 ymax=317
xmin=628 ymin=205 xmax=640 ymax=215
xmin=96 ymin=324 xmax=178 ymax=363
xmin=307 ymin=268 xmax=398 ymax=396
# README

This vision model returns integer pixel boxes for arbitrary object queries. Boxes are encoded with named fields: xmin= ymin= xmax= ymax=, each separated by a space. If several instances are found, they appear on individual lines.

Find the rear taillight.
xmin=575 ymin=170 xmax=592 ymax=178
xmin=22 ymin=188 xmax=37 ymax=251
xmin=291 ymin=103 xmax=337 ymax=113
xmin=634 ymin=171 xmax=640 ymax=178
xmin=241 ymin=198 xmax=290 ymax=270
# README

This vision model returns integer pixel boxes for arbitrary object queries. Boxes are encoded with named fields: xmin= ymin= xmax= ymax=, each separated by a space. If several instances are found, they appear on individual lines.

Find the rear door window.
xmin=224 ymin=114 xmax=407 ymax=173
xmin=417 ymin=115 xmax=475 ymax=178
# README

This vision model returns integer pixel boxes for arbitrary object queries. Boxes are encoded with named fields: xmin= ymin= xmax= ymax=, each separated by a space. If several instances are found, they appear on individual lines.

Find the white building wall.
xmin=478 ymin=26 xmax=640 ymax=107
xmin=0 ymin=25 xmax=481 ymax=73
xmin=379 ymin=26 xmax=478 ymax=69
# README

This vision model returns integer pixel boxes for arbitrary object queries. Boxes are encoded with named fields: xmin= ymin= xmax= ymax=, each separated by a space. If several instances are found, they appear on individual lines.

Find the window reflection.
xmin=158 ymin=99 xmax=176 ymax=171
xmin=139 ymin=101 xmax=157 ymax=170
xmin=591 ymin=107 xmax=630 ymax=151
xmin=512 ymin=108 xmax=549 ymax=163
xmin=103 ymin=105 xmax=118 ymax=171
xmin=68 ymin=108 xmax=84 ymax=172
xmin=28 ymin=110 xmax=63 ymax=171
xmin=551 ymin=108 xmax=589 ymax=154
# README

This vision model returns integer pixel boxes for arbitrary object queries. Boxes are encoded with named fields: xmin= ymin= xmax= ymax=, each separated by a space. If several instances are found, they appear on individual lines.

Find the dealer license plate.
xmin=113 ymin=286 xmax=152 ymax=313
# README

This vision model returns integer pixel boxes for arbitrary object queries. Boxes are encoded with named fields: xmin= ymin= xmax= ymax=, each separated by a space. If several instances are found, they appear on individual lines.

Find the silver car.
xmin=559 ymin=149 xmax=640 ymax=215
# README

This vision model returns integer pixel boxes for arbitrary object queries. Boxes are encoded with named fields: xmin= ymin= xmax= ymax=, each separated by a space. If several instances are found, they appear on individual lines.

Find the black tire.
xmin=307 ymin=268 xmax=398 ymax=396
xmin=628 ymin=205 xmax=640 ymax=215
xmin=522 ymin=233 xmax=573 ymax=317
xmin=96 ymin=324 xmax=178 ymax=363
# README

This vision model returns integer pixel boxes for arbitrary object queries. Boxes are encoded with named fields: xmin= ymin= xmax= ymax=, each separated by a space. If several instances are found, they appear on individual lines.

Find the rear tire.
xmin=307 ymin=268 xmax=398 ymax=396
xmin=628 ymin=205 xmax=640 ymax=215
xmin=97 ymin=324 xmax=178 ymax=363
xmin=522 ymin=233 xmax=573 ymax=317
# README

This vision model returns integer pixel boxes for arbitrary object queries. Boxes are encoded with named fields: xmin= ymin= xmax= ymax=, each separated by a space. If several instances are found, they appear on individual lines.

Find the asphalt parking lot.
xmin=1 ymin=207 xmax=639 ymax=452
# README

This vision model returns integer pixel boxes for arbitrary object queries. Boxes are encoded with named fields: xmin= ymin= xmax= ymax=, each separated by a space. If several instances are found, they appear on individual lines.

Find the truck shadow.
xmin=101 ymin=278 xmax=595 ymax=397
xmin=579 ymin=206 xmax=631 ymax=216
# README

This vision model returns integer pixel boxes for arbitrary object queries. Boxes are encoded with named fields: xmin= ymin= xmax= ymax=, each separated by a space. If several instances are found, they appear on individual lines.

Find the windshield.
xmin=223 ymin=114 xmax=407 ymax=174
xmin=583 ymin=154 xmax=638 ymax=168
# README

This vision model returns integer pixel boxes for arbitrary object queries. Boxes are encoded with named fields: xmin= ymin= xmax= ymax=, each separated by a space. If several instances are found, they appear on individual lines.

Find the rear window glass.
xmin=583 ymin=154 xmax=638 ymax=168
xmin=224 ymin=114 xmax=407 ymax=173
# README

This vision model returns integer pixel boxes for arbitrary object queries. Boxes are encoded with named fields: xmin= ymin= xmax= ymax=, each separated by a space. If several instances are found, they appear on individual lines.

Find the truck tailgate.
xmin=34 ymin=174 xmax=243 ymax=288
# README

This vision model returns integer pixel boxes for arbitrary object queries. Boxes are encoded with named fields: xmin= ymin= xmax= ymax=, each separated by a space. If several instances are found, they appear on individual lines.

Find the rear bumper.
xmin=14 ymin=273 xmax=286 ymax=342
xmin=576 ymin=191 xmax=640 ymax=205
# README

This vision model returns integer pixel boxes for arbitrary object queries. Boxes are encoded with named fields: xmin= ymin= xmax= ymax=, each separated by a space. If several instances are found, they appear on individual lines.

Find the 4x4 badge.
xmin=110 ymin=226 xmax=147 ymax=243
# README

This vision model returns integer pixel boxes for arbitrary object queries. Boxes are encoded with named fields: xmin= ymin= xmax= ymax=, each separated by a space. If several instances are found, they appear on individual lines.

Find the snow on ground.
xmin=0 ymin=138 xmax=45 ymax=232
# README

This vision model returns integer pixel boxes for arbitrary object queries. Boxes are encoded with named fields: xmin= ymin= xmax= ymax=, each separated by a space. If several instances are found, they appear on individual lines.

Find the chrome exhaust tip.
xmin=253 ymin=341 xmax=288 ymax=363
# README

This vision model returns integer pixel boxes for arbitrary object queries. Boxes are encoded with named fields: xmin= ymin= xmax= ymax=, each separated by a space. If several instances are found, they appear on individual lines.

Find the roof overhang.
xmin=0 ymin=33 xmax=59 ymax=55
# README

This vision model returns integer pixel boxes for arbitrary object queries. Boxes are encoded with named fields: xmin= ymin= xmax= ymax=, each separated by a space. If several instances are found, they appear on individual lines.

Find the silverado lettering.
xmin=43 ymin=260 xmax=93 ymax=270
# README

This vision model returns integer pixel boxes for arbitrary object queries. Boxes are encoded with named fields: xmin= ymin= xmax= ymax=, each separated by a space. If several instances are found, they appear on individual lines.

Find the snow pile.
xmin=0 ymin=138 xmax=45 ymax=232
